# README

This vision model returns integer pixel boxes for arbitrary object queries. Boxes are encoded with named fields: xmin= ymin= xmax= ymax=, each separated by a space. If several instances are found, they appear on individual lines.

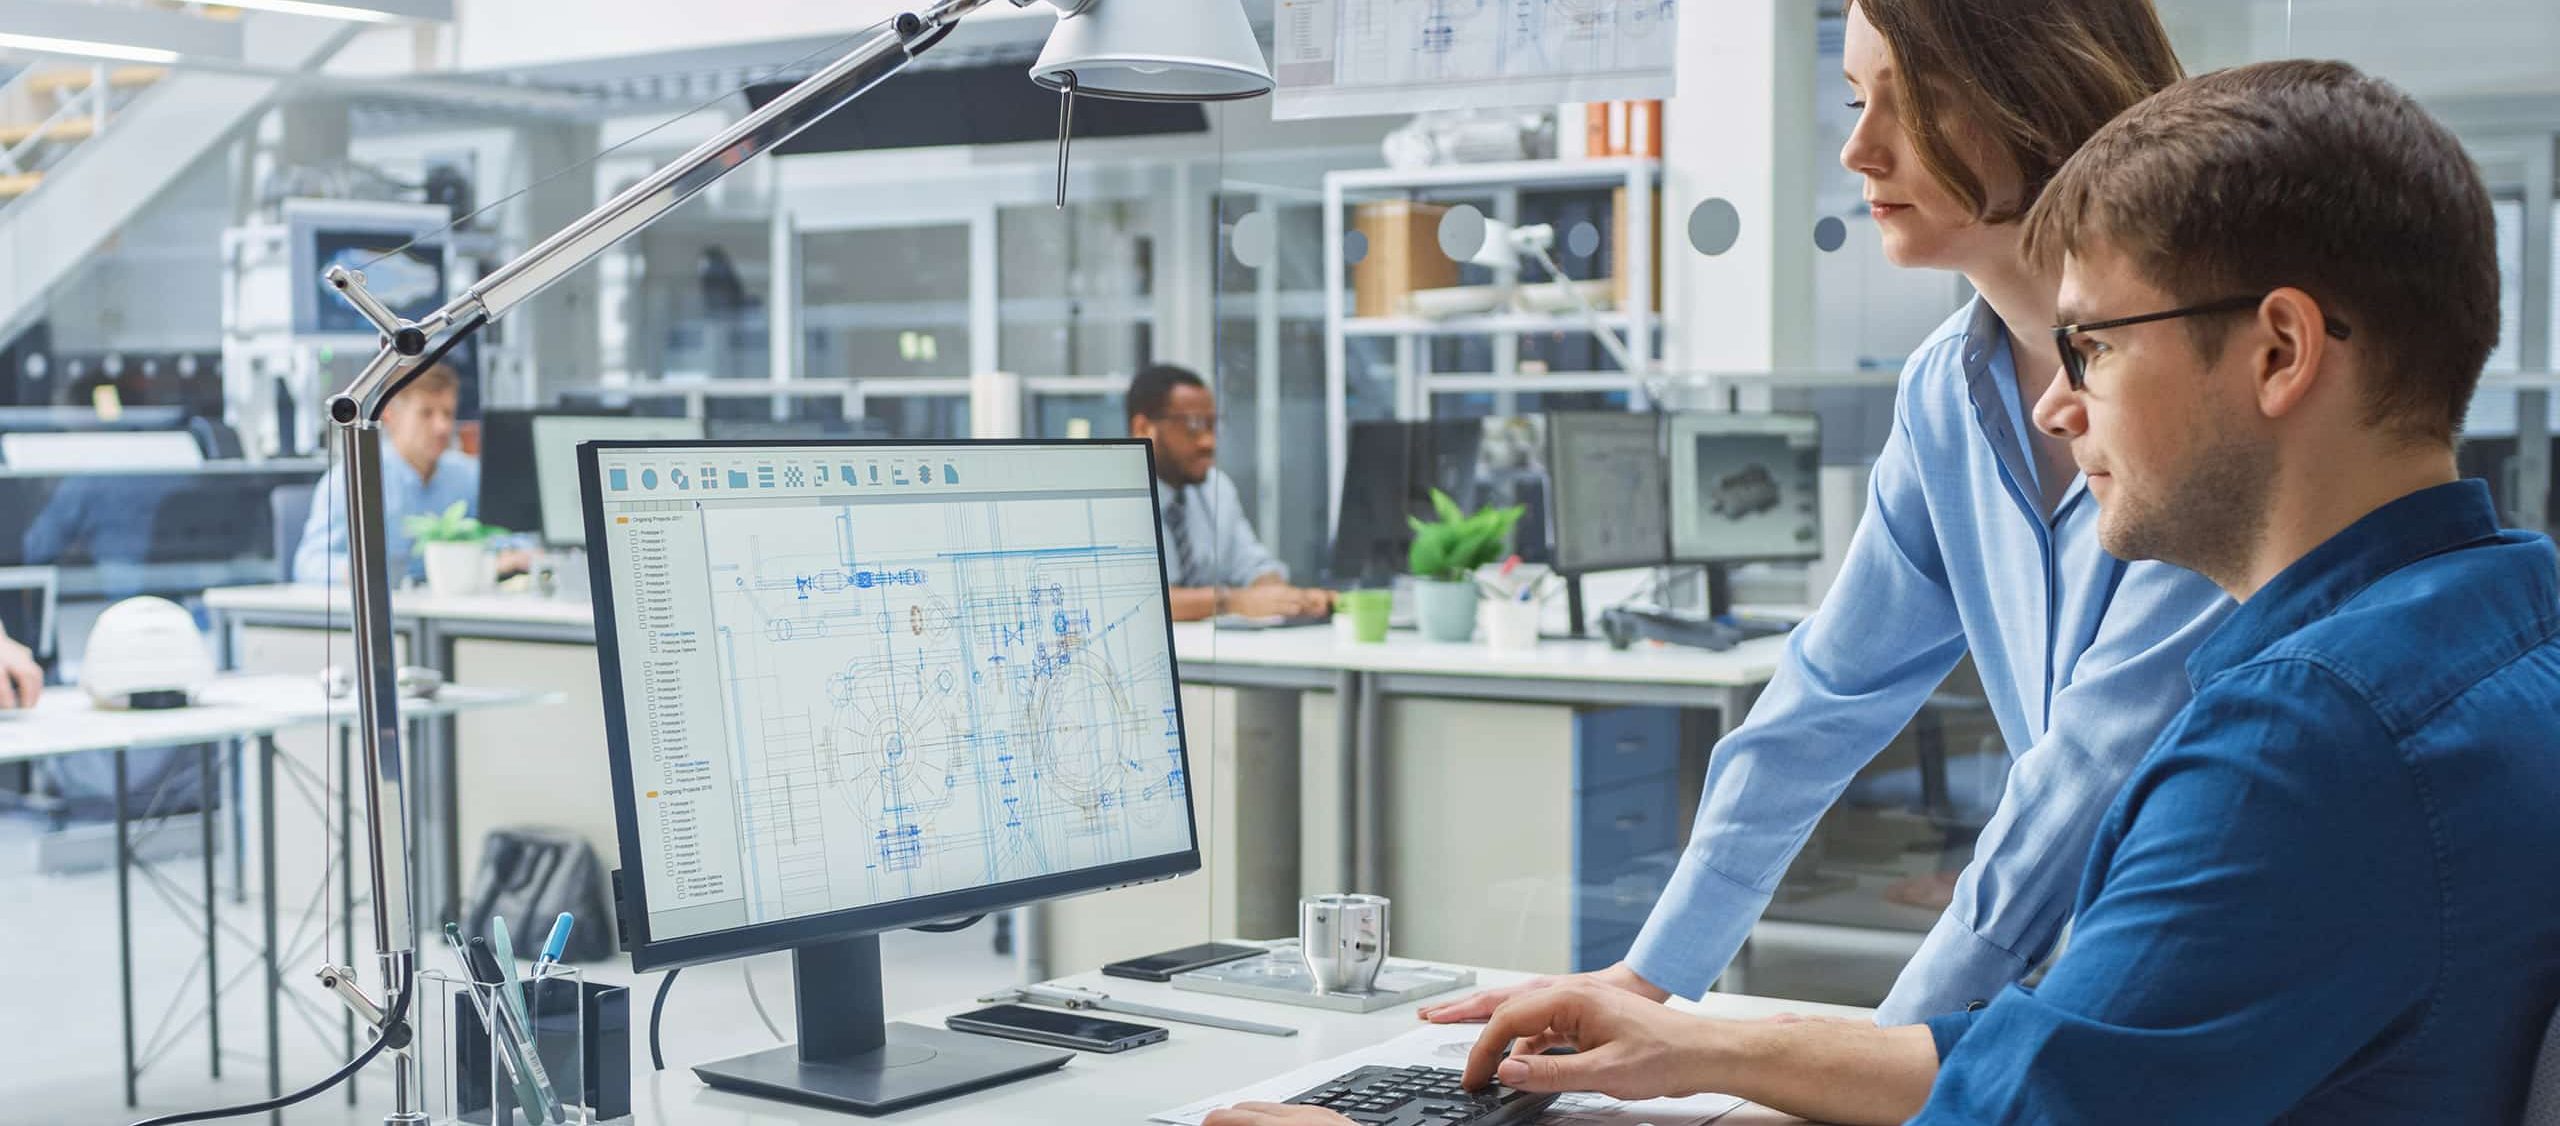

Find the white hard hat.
xmin=82 ymin=597 xmax=215 ymax=710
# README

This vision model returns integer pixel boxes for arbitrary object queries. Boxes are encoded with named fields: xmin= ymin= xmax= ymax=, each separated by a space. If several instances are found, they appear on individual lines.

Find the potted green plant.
xmin=404 ymin=501 xmax=505 ymax=597
xmin=1407 ymin=489 xmax=1525 ymax=643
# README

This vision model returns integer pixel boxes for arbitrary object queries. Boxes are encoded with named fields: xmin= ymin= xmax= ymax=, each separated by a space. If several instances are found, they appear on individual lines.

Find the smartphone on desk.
xmin=1101 ymin=942 xmax=1265 ymax=983
xmin=945 ymin=1004 xmax=1167 ymax=1053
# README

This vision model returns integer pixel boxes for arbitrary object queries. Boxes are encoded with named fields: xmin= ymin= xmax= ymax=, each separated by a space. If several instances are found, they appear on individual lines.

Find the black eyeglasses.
xmin=1148 ymin=411 xmax=1219 ymax=437
xmin=2053 ymin=294 xmax=2353 ymax=391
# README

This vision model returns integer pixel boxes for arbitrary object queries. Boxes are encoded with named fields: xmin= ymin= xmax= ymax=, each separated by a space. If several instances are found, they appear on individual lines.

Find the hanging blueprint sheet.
xmin=1273 ymin=0 xmax=1680 ymax=121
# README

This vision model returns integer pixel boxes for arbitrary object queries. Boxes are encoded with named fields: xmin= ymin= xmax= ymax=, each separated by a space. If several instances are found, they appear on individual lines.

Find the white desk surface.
xmin=633 ymin=967 xmax=1853 ymax=1125
xmin=0 ymin=674 xmax=555 ymax=762
xmin=204 ymin=585 xmax=1787 ymax=690
xmin=204 ymin=582 xmax=596 ymax=629
xmin=1171 ymin=622 xmax=1789 ymax=689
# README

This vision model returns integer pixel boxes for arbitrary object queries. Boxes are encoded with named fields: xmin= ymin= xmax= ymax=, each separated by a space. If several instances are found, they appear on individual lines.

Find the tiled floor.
xmin=0 ymin=809 xmax=1016 ymax=1125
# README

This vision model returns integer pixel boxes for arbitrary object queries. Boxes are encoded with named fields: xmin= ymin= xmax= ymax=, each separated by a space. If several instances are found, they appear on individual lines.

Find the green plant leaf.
xmin=1430 ymin=488 xmax=1464 ymax=526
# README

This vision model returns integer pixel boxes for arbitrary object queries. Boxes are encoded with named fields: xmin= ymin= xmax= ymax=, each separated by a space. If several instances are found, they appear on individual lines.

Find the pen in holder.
xmin=419 ymin=966 xmax=629 ymax=1124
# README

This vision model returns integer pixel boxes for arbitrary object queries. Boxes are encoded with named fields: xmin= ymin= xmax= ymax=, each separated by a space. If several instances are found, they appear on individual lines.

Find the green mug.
xmin=1341 ymin=589 xmax=1393 ymax=643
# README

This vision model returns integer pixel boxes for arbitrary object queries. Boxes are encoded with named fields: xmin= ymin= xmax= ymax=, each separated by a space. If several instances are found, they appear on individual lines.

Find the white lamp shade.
xmin=1030 ymin=0 xmax=1273 ymax=103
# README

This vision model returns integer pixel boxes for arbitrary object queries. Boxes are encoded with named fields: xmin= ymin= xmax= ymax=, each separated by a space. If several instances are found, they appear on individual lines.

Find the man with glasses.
xmin=1129 ymin=364 xmax=1333 ymax=622
xmin=1210 ymin=59 xmax=2560 ymax=1126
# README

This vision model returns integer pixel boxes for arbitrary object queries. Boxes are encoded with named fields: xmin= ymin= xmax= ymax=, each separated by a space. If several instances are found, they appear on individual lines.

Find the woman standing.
xmin=1423 ymin=0 xmax=2226 ymax=1026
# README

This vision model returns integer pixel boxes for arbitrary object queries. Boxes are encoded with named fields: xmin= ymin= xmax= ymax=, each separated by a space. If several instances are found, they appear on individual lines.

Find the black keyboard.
xmin=1282 ymin=1064 xmax=1560 ymax=1126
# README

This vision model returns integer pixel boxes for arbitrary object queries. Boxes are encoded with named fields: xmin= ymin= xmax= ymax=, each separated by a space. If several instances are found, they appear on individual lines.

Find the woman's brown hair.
xmin=1855 ymin=0 xmax=2184 ymax=224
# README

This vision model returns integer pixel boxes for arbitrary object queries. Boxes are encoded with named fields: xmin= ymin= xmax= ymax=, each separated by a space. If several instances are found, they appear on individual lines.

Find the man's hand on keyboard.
xmin=1461 ymin=981 xmax=1713 ymax=1101
xmin=1204 ymin=1103 xmax=1351 ymax=1126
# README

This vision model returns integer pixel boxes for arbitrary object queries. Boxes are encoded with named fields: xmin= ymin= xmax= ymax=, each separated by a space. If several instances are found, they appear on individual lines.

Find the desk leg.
xmin=230 ymin=745 xmax=247 ymax=906
xmin=117 ymin=747 xmax=137 ymax=1108
xmin=201 ymin=742 xmax=221 ymax=1080
xmin=340 ymin=726 xmax=357 ymax=1105
xmin=260 ymin=736 xmax=282 ymax=1125
xmin=1331 ymin=671 xmax=1360 ymax=893
xmin=1353 ymin=673 xmax=1384 ymax=895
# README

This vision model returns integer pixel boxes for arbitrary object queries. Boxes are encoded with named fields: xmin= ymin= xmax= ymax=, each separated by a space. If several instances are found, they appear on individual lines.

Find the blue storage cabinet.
xmin=1569 ymin=707 xmax=1685 ymax=971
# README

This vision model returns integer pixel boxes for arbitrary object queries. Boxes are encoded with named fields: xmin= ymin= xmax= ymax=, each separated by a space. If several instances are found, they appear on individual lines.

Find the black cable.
xmin=909 ymin=913 xmax=984 ymax=934
xmin=126 ymin=974 xmax=413 ymax=1126
xmin=650 ymin=967 xmax=682 ymax=1072
xmin=646 ymin=913 xmax=988 ymax=1070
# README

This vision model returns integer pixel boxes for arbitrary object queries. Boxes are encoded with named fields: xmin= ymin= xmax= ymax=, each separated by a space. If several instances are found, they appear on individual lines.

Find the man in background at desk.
xmin=0 ymin=620 xmax=37 ymax=709
xmin=1132 ymin=364 xmax=1333 ymax=623
xmin=294 ymin=362 xmax=526 ymax=585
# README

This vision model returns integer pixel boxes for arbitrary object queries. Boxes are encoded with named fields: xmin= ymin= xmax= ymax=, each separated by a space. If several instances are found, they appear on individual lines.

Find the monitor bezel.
xmin=1542 ymin=411 xmax=1674 ymax=576
xmin=579 ymin=437 xmax=1203 ymax=973
xmin=1665 ymin=410 xmax=1826 ymax=567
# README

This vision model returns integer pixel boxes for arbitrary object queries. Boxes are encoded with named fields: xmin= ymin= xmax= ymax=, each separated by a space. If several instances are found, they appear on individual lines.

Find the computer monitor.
xmin=1667 ymin=411 xmax=1822 ymax=564
xmin=702 ymin=416 xmax=894 ymax=442
xmin=531 ymin=415 xmax=703 ymax=547
xmin=1544 ymin=411 xmax=1670 ymax=575
xmin=1327 ymin=419 xmax=1487 ymax=585
xmin=478 ymin=407 xmax=628 ymax=537
xmin=582 ymin=438 xmax=1197 ymax=1114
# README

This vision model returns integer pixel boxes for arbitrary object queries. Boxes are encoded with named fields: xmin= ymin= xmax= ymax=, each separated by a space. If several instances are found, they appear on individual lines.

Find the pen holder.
xmin=419 ymin=967 xmax=630 ymax=1124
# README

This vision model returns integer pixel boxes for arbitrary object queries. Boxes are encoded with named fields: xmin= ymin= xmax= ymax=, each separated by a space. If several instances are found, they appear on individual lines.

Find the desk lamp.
xmin=306 ymin=4 xmax=1270 ymax=1124
xmin=1439 ymin=206 xmax=1646 ymax=376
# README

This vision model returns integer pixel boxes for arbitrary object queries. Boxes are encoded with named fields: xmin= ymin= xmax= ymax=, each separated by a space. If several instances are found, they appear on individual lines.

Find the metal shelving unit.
xmin=1322 ymin=157 xmax=1663 ymax=528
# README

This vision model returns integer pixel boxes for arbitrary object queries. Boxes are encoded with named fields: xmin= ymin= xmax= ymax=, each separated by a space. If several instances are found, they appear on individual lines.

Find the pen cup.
xmin=1341 ymin=589 xmax=1393 ymax=644
xmin=421 ymin=966 xmax=625 ymax=1124
xmin=1479 ymin=599 xmax=1541 ymax=652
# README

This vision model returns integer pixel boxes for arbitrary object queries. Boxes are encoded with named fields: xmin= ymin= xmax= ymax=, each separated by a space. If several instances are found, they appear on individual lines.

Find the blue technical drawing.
xmin=692 ymin=486 xmax=1186 ymax=919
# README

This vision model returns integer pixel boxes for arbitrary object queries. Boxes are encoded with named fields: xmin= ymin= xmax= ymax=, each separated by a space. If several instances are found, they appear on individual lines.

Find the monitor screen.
xmin=1327 ymin=420 xmax=1492 ymax=585
xmin=532 ymin=415 xmax=704 ymax=547
xmin=480 ymin=408 xmax=628 ymax=537
xmin=1545 ymin=412 xmax=1669 ymax=574
xmin=584 ymin=440 xmax=1197 ymax=966
xmin=1668 ymin=412 xmax=1823 ymax=564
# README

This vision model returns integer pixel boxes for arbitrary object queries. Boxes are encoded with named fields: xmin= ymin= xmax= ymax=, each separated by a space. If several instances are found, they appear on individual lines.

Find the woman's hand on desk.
xmin=0 ymin=632 xmax=39 ymax=710
xmin=1204 ymin=1104 xmax=1353 ymax=1126
xmin=1417 ymin=960 xmax=1670 ymax=1025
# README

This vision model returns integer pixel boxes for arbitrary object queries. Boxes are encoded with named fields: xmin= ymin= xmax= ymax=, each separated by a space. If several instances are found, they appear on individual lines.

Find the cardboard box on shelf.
xmin=1353 ymin=200 xmax=1458 ymax=319
xmin=1613 ymin=186 xmax=1662 ymax=312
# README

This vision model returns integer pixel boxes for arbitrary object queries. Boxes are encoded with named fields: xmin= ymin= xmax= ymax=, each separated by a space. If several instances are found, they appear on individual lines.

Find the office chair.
xmin=2527 ymin=1002 xmax=2560 ymax=1126
xmin=271 ymin=482 xmax=316 ymax=582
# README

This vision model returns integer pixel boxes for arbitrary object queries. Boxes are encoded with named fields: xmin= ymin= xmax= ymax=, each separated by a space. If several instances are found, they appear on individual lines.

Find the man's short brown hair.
xmin=1856 ymin=0 xmax=2185 ymax=223
xmin=407 ymin=362 xmax=460 ymax=399
xmin=2024 ymin=60 xmax=2500 ymax=446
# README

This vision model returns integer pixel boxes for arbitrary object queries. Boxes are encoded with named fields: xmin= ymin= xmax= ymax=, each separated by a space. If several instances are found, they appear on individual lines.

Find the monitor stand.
xmin=693 ymin=933 xmax=1070 ymax=1116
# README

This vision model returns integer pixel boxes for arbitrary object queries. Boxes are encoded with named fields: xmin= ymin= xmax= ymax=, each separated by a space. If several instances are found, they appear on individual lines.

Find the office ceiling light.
xmin=212 ymin=0 xmax=454 ymax=25
xmin=1028 ymin=0 xmax=1273 ymax=102
xmin=0 ymin=0 xmax=243 ymax=64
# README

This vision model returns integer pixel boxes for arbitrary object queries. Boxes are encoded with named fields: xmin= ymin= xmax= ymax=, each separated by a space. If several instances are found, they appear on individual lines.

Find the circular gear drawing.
xmin=1026 ymin=658 xmax=1148 ymax=817
xmin=830 ymin=661 xmax=963 ymax=824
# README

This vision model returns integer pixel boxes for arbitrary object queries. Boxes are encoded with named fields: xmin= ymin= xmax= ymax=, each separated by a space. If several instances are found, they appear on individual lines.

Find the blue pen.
xmin=532 ymin=913 xmax=574 ymax=979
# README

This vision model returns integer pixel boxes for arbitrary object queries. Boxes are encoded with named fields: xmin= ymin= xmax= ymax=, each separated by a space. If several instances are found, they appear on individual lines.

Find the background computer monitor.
xmin=1326 ymin=419 xmax=1485 ymax=585
xmin=582 ymin=438 xmax=1196 ymax=1112
xmin=1668 ymin=411 xmax=1823 ymax=564
xmin=701 ymin=416 xmax=894 ymax=442
xmin=478 ymin=407 xmax=628 ymax=536
xmin=1544 ymin=411 xmax=1670 ymax=575
xmin=531 ymin=415 xmax=703 ymax=547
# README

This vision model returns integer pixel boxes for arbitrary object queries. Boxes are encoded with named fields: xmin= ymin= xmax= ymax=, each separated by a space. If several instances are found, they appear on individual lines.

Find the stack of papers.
xmin=1151 ymin=1022 xmax=1746 ymax=1126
